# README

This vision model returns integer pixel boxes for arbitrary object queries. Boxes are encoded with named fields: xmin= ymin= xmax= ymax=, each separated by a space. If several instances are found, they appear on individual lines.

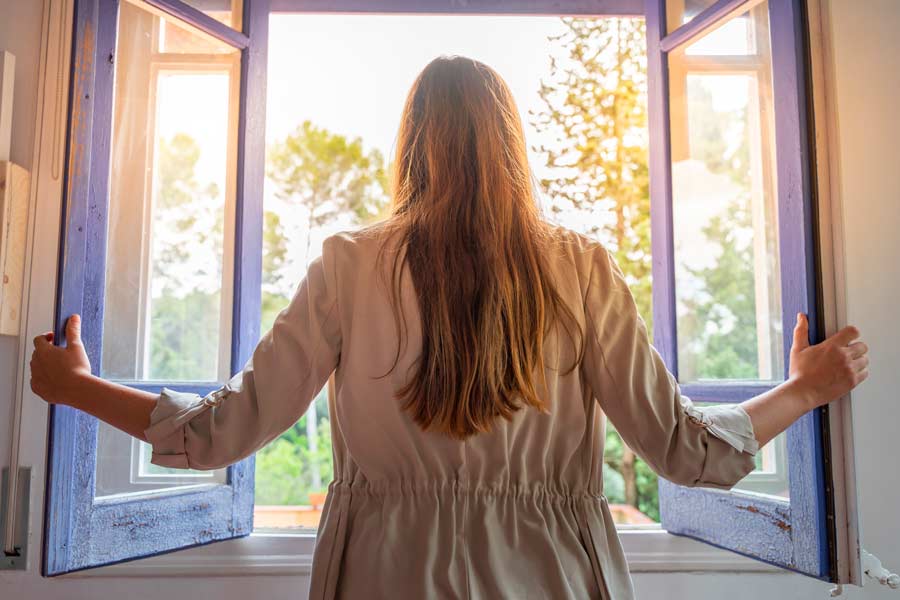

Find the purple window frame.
xmin=43 ymin=0 xmax=269 ymax=576
xmin=646 ymin=0 xmax=837 ymax=582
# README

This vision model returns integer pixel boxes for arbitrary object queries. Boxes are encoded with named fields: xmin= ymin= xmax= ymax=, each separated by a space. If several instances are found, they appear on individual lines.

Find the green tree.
xmin=149 ymin=133 xmax=224 ymax=381
xmin=676 ymin=80 xmax=773 ymax=382
xmin=533 ymin=17 xmax=654 ymax=517
xmin=267 ymin=120 xmax=390 ymax=266
xmin=261 ymin=210 xmax=290 ymax=335
xmin=679 ymin=201 xmax=759 ymax=380
xmin=255 ymin=390 xmax=333 ymax=506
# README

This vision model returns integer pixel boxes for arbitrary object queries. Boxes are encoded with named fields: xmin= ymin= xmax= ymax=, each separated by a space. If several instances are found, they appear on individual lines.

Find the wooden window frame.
xmin=43 ymin=0 xmax=268 ymax=575
xmin=647 ymin=0 xmax=857 ymax=584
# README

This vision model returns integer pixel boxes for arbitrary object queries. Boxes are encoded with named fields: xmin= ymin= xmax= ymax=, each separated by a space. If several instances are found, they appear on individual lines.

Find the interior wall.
xmin=0 ymin=0 xmax=42 ymax=477
xmin=1 ymin=0 xmax=898 ymax=598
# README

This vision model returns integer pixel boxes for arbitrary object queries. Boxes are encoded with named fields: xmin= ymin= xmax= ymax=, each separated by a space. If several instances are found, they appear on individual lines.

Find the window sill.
xmin=65 ymin=525 xmax=782 ymax=578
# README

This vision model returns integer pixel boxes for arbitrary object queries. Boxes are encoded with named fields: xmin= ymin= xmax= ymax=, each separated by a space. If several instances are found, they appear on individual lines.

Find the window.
xmin=43 ymin=0 xmax=856 ymax=584
xmin=648 ymin=0 xmax=844 ymax=581
xmin=666 ymin=1 xmax=789 ymax=499
xmin=95 ymin=0 xmax=240 ymax=499
xmin=43 ymin=0 xmax=266 ymax=575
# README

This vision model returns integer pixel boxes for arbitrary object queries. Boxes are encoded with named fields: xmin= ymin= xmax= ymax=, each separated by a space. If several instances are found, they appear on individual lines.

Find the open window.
xmin=647 ymin=0 xmax=858 ymax=583
xmin=44 ymin=0 xmax=267 ymax=575
xmin=42 ymin=0 xmax=859 ymax=583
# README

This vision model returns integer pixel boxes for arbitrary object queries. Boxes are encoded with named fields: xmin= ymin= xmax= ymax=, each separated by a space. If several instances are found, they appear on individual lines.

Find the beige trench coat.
xmin=144 ymin=224 xmax=760 ymax=600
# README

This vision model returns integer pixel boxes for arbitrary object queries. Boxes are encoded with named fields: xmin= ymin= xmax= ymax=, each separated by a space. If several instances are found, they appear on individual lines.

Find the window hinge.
xmin=862 ymin=548 xmax=900 ymax=590
xmin=829 ymin=549 xmax=899 ymax=596
xmin=0 ymin=466 xmax=30 ymax=570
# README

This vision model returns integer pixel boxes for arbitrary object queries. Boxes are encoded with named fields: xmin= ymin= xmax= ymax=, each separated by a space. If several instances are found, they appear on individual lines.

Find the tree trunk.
xmin=621 ymin=446 xmax=638 ymax=506
xmin=305 ymin=202 xmax=321 ymax=492
xmin=611 ymin=20 xmax=640 ymax=511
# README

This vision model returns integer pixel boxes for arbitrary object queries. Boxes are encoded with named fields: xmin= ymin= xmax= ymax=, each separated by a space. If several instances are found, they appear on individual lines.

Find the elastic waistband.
xmin=327 ymin=479 xmax=606 ymax=503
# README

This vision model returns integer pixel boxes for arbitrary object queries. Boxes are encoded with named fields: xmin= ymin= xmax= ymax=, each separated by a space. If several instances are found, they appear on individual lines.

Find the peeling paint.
xmin=736 ymin=504 xmax=791 ymax=532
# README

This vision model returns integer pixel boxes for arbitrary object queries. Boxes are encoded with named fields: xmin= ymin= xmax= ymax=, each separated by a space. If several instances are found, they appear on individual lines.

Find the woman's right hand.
xmin=30 ymin=314 xmax=92 ymax=407
xmin=788 ymin=312 xmax=869 ymax=410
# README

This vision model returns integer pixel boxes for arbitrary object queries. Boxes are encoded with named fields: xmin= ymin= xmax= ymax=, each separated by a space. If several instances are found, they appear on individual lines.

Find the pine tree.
xmin=532 ymin=17 xmax=652 ymax=513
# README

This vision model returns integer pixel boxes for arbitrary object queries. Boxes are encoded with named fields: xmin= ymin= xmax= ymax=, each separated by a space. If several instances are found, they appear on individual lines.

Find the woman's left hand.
xmin=30 ymin=314 xmax=92 ymax=406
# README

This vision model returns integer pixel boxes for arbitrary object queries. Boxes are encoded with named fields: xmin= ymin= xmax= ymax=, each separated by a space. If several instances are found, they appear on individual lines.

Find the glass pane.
xmin=178 ymin=0 xmax=242 ymax=31
xmin=665 ymin=0 xmax=756 ymax=55
xmin=158 ymin=13 xmax=240 ymax=54
xmin=665 ymin=0 xmax=746 ymax=34
xmin=733 ymin=430 xmax=789 ymax=499
xmin=101 ymin=0 xmax=240 ymax=383
xmin=666 ymin=0 xmax=719 ymax=31
xmin=695 ymin=402 xmax=789 ymax=499
xmin=95 ymin=422 xmax=227 ymax=499
xmin=257 ymin=14 xmax=653 ymax=528
xmin=96 ymin=0 xmax=236 ymax=497
xmin=668 ymin=3 xmax=784 ymax=384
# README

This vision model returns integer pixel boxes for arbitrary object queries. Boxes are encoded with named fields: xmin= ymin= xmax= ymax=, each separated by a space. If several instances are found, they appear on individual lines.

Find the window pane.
xmin=96 ymin=0 xmax=236 ymax=498
xmin=95 ymin=421 xmax=227 ymax=499
xmin=666 ymin=1 xmax=756 ymax=55
xmin=694 ymin=402 xmax=789 ymax=499
xmin=101 ymin=0 xmax=240 ymax=383
xmin=733 ymin=430 xmax=789 ymax=499
xmin=666 ymin=0 xmax=719 ymax=31
xmin=177 ymin=0 xmax=242 ymax=31
xmin=668 ymin=4 xmax=783 ymax=384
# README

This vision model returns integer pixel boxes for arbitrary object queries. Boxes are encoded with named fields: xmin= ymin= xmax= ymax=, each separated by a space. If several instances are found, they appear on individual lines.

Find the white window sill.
xmin=64 ymin=525 xmax=782 ymax=578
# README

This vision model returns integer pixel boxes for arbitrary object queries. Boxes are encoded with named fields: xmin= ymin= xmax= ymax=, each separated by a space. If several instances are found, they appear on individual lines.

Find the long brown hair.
xmin=376 ymin=55 xmax=584 ymax=440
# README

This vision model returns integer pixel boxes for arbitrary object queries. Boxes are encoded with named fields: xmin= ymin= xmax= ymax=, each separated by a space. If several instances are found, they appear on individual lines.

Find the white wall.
xmin=1 ymin=0 xmax=898 ymax=598
xmin=0 ymin=0 xmax=42 ymax=478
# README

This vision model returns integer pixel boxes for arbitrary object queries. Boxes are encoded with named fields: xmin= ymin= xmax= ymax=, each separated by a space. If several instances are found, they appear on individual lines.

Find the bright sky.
xmin=262 ymin=14 xmax=574 ymax=287
xmin=265 ymin=15 xmax=569 ymax=181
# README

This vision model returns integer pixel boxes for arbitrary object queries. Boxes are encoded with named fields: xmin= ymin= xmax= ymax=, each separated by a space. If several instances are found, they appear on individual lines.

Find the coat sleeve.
xmin=582 ymin=243 xmax=760 ymax=490
xmin=141 ymin=235 xmax=343 ymax=471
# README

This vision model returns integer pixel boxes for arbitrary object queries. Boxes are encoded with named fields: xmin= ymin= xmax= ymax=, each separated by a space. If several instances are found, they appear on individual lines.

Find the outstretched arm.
xmin=583 ymin=242 xmax=869 ymax=489
xmin=30 ymin=235 xmax=344 ymax=470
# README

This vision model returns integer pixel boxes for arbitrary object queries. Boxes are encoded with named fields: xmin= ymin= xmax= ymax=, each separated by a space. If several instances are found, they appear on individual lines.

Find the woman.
xmin=30 ymin=56 xmax=868 ymax=599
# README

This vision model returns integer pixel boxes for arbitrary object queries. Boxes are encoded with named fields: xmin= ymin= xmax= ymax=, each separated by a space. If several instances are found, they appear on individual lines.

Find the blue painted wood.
xmin=44 ymin=0 xmax=111 ymax=576
xmin=119 ymin=382 xmax=220 ymax=395
xmin=651 ymin=0 xmax=835 ymax=583
xmin=645 ymin=0 xmax=678 ymax=375
xmin=143 ymin=0 xmax=249 ymax=48
xmin=228 ymin=0 xmax=271 ymax=535
xmin=271 ymin=0 xmax=643 ymax=15
xmin=680 ymin=382 xmax=775 ymax=404
xmin=658 ymin=0 xmax=751 ymax=52
xmin=769 ymin=0 xmax=830 ymax=580
xmin=43 ymin=0 xmax=269 ymax=576
xmin=660 ymin=486 xmax=793 ymax=566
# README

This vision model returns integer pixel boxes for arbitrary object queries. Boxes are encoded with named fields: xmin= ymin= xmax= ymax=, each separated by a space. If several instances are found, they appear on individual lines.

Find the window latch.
xmin=0 ymin=466 xmax=30 ymax=570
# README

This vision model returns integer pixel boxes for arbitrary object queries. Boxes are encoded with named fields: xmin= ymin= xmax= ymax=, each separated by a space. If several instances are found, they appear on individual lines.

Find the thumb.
xmin=791 ymin=312 xmax=810 ymax=355
xmin=66 ymin=314 xmax=82 ymax=347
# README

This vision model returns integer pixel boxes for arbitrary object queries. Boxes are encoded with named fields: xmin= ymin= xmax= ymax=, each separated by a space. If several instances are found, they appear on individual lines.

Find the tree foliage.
xmin=676 ymin=79 xmax=775 ymax=382
xmin=532 ymin=17 xmax=658 ymax=518
xmin=532 ymin=17 xmax=652 ymax=326
xmin=149 ymin=134 xmax=225 ymax=381
xmin=267 ymin=120 xmax=390 ymax=266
